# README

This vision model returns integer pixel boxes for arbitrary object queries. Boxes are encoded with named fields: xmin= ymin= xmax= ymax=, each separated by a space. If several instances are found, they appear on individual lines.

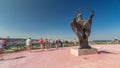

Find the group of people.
xmin=0 ymin=37 xmax=75 ymax=53
xmin=0 ymin=37 xmax=66 ymax=53
xmin=25 ymin=37 xmax=65 ymax=52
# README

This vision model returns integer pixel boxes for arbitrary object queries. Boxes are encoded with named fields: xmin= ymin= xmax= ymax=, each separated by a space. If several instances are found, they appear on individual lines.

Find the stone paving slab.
xmin=0 ymin=44 xmax=120 ymax=68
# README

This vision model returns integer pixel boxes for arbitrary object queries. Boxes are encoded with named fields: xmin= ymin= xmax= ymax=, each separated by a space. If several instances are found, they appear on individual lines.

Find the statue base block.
xmin=71 ymin=48 xmax=97 ymax=56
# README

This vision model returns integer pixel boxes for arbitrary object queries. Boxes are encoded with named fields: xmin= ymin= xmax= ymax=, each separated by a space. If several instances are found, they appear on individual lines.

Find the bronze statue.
xmin=71 ymin=8 xmax=94 ymax=49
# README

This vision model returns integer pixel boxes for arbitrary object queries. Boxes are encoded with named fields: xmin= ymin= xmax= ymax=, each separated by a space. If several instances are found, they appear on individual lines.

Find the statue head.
xmin=77 ymin=13 xmax=83 ymax=22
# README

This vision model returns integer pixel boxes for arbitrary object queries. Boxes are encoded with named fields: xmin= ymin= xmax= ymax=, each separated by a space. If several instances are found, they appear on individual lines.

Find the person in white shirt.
xmin=26 ymin=37 xmax=32 ymax=52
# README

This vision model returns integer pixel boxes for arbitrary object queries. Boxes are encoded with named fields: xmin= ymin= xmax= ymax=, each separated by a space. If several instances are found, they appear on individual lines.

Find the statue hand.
xmin=92 ymin=13 xmax=94 ymax=16
xmin=91 ymin=10 xmax=94 ymax=17
xmin=90 ymin=13 xmax=94 ymax=18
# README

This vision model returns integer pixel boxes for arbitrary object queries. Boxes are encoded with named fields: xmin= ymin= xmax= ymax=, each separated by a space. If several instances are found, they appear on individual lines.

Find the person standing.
xmin=49 ymin=39 xmax=53 ymax=48
xmin=0 ymin=39 xmax=4 ymax=61
xmin=55 ymin=40 xmax=59 ymax=49
xmin=39 ymin=38 xmax=44 ymax=51
xmin=26 ymin=37 xmax=32 ymax=52
xmin=61 ymin=40 xmax=64 ymax=47
xmin=3 ymin=39 xmax=7 ymax=49
xmin=44 ymin=39 xmax=49 ymax=50
xmin=0 ymin=39 xmax=3 ymax=53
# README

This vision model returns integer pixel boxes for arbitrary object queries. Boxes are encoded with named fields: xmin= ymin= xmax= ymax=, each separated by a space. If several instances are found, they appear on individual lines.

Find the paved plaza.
xmin=0 ymin=44 xmax=120 ymax=68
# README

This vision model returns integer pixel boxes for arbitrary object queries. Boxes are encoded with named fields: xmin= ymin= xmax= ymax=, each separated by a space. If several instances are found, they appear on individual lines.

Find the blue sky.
xmin=0 ymin=0 xmax=120 ymax=40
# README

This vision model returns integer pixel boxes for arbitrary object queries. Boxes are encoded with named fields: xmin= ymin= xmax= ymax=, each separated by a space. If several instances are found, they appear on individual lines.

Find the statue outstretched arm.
xmin=85 ymin=11 xmax=94 ymax=37
xmin=89 ymin=10 xmax=94 ymax=19
xmin=90 ymin=13 xmax=94 ymax=19
xmin=71 ymin=18 xmax=78 ymax=34
xmin=87 ymin=11 xmax=94 ymax=26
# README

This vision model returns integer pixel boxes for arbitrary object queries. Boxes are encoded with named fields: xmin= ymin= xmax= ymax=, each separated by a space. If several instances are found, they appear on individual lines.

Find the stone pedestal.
xmin=71 ymin=48 xmax=97 ymax=56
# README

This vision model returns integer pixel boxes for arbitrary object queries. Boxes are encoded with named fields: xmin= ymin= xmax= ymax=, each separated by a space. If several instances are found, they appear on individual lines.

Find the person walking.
xmin=39 ymin=38 xmax=44 ymax=51
xmin=25 ymin=37 xmax=32 ymax=52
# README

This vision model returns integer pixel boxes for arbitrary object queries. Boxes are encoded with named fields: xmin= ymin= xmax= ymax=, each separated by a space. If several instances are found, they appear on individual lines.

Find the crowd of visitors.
xmin=25 ymin=37 xmax=66 ymax=52
xmin=0 ymin=37 xmax=77 ymax=53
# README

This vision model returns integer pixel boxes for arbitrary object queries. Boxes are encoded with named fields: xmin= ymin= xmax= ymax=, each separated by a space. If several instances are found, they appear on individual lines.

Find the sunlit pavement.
xmin=1 ymin=44 xmax=120 ymax=68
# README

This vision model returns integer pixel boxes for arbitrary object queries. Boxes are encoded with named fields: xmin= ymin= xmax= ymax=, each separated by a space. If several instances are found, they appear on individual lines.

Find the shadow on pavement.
xmin=0 ymin=56 xmax=26 ymax=61
xmin=98 ymin=50 xmax=117 ymax=54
